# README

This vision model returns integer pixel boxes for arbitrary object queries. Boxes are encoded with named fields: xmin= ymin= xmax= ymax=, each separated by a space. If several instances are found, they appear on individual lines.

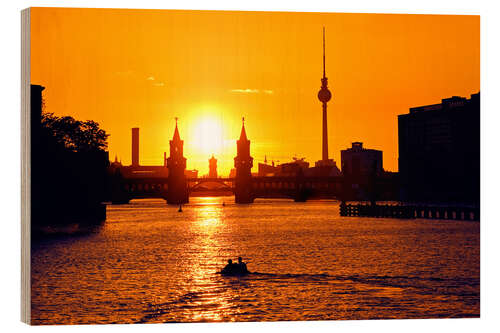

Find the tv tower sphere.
xmin=318 ymin=83 xmax=332 ymax=103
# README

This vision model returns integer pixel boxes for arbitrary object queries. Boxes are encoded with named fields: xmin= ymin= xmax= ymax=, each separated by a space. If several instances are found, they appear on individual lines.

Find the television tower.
xmin=317 ymin=27 xmax=332 ymax=162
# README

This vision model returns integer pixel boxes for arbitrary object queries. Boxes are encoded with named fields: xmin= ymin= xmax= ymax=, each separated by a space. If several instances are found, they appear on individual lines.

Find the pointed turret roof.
xmin=239 ymin=117 xmax=248 ymax=141
xmin=172 ymin=117 xmax=181 ymax=141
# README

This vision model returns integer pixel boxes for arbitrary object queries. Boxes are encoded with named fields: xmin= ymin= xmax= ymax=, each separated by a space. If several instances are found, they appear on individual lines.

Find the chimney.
xmin=132 ymin=128 xmax=139 ymax=167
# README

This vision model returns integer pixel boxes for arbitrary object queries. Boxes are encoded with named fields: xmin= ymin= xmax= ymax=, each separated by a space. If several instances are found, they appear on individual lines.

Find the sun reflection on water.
xmin=195 ymin=204 xmax=223 ymax=228
xmin=182 ymin=197 xmax=236 ymax=321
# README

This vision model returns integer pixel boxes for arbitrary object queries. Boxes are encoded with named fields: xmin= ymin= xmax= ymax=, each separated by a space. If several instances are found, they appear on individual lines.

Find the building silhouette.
xmin=398 ymin=93 xmax=480 ymax=203
xmin=31 ymin=85 xmax=44 ymax=142
xmin=258 ymin=158 xmax=310 ymax=177
xmin=109 ymin=155 xmax=123 ymax=169
xmin=341 ymin=142 xmax=382 ymax=177
xmin=340 ymin=142 xmax=384 ymax=202
xmin=166 ymin=118 xmax=188 ymax=204
xmin=258 ymin=160 xmax=276 ymax=177
xmin=209 ymin=155 xmax=218 ymax=178
xmin=234 ymin=118 xmax=254 ymax=203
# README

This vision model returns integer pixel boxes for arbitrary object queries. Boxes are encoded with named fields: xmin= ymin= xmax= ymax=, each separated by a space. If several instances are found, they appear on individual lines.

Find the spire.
xmin=239 ymin=117 xmax=248 ymax=141
xmin=322 ymin=26 xmax=326 ymax=79
xmin=317 ymin=27 xmax=332 ymax=162
xmin=173 ymin=117 xmax=181 ymax=141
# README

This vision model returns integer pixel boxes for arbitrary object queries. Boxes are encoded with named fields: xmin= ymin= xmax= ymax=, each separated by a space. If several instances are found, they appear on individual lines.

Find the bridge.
xmin=109 ymin=175 xmax=350 ymax=204
xmin=117 ymin=177 xmax=235 ymax=200
xmin=108 ymin=119 xmax=397 ymax=205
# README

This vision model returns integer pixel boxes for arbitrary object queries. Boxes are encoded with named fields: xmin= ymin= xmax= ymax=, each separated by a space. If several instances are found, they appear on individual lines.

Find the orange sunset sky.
xmin=30 ymin=8 xmax=479 ymax=176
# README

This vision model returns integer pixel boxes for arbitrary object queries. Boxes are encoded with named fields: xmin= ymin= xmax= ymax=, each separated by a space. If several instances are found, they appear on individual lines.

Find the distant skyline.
xmin=31 ymin=8 xmax=479 ymax=175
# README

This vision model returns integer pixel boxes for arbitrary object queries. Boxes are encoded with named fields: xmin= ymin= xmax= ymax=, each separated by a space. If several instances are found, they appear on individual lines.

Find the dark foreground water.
xmin=31 ymin=198 xmax=480 ymax=324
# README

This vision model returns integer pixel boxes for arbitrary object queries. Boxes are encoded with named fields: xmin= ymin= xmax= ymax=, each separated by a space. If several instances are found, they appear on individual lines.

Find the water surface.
xmin=31 ymin=197 xmax=480 ymax=324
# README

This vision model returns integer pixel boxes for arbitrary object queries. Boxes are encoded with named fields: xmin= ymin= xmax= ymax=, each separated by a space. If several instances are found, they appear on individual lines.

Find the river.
xmin=31 ymin=197 xmax=480 ymax=324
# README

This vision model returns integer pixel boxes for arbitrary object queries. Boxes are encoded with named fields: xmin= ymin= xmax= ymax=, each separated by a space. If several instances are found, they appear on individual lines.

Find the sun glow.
xmin=191 ymin=115 xmax=224 ymax=156
xmin=181 ymin=107 xmax=239 ymax=176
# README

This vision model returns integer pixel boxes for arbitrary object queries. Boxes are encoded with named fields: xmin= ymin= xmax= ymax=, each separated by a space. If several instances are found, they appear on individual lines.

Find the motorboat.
xmin=220 ymin=262 xmax=250 ymax=276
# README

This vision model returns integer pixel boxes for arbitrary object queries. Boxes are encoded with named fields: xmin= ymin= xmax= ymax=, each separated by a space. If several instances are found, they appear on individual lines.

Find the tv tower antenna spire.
xmin=317 ymin=27 xmax=333 ymax=162
xmin=323 ymin=26 xmax=326 ymax=79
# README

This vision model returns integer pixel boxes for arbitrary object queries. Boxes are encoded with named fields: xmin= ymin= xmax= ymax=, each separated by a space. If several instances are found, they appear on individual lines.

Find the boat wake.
xmin=221 ymin=271 xmax=479 ymax=294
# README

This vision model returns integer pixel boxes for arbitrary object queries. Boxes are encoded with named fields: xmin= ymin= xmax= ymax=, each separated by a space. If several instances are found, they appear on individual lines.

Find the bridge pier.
xmin=234 ymin=176 xmax=254 ymax=204
xmin=166 ymin=181 xmax=188 ymax=205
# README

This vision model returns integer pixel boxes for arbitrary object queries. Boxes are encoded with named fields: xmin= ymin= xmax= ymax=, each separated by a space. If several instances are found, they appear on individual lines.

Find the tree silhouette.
xmin=41 ymin=112 xmax=109 ymax=152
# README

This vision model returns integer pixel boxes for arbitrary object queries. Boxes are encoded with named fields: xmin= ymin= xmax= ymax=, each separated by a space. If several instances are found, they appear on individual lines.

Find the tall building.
xmin=318 ymin=27 xmax=332 ymax=162
xmin=234 ymin=118 xmax=254 ymax=203
xmin=131 ymin=127 xmax=139 ymax=167
xmin=341 ymin=142 xmax=382 ymax=177
xmin=166 ymin=118 xmax=188 ymax=204
xmin=30 ymin=85 xmax=45 ymax=136
xmin=339 ymin=142 xmax=384 ymax=202
xmin=398 ymin=93 xmax=480 ymax=203
xmin=315 ymin=27 xmax=339 ymax=173
xmin=209 ymin=155 xmax=218 ymax=178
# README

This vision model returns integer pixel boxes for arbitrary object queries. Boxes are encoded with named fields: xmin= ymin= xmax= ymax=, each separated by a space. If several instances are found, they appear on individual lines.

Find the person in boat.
xmin=221 ymin=257 xmax=249 ymax=276
xmin=221 ymin=259 xmax=236 ymax=275
xmin=237 ymin=257 xmax=248 ymax=274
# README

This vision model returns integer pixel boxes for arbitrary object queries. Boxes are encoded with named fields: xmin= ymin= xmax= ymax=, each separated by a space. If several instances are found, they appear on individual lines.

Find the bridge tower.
xmin=234 ymin=118 xmax=254 ymax=203
xmin=166 ymin=118 xmax=188 ymax=204
xmin=209 ymin=155 xmax=218 ymax=178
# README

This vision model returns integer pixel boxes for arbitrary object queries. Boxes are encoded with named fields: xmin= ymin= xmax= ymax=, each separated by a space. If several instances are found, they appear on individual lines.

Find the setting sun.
xmin=191 ymin=115 xmax=224 ymax=156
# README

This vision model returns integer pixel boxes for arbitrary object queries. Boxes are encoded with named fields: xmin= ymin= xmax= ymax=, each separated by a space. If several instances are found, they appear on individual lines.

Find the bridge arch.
xmin=188 ymin=178 xmax=234 ymax=192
